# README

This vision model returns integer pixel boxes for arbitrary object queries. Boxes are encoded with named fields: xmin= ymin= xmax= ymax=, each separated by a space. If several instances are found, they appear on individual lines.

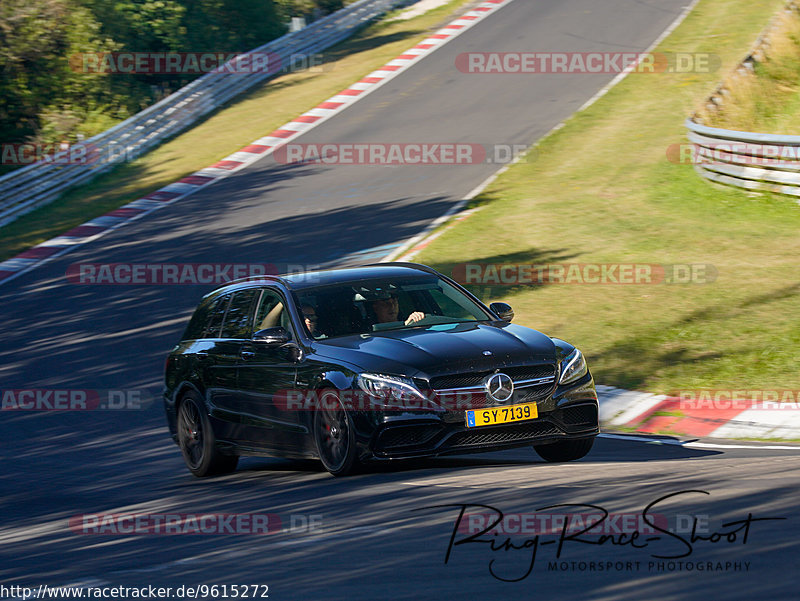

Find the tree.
xmin=0 ymin=0 xmax=114 ymax=145
xmin=0 ymin=0 xmax=321 ymax=154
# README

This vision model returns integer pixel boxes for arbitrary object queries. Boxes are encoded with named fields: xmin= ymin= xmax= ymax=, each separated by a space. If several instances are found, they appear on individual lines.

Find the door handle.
xmin=240 ymin=350 xmax=256 ymax=360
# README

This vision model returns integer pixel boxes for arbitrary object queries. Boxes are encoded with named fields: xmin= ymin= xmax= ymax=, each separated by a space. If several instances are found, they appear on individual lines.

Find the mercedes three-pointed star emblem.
xmin=483 ymin=372 xmax=514 ymax=403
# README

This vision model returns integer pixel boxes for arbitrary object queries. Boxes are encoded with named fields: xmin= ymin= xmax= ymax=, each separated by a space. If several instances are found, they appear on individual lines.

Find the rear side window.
xmin=181 ymin=293 xmax=229 ymax=340
xmin=220 ymin=289 xmax=258 ymax=339
xmin=203 ymin=294 xmax=231 ymax=338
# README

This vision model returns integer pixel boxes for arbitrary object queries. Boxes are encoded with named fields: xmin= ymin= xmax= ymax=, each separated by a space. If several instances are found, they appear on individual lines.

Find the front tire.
xmin=176 ymin=392 xmax=238 ymax=477
xmin=533 ymin=437 xmax=594 ymax=462
xmin=313 ymin=390 xmax=358 ymax=476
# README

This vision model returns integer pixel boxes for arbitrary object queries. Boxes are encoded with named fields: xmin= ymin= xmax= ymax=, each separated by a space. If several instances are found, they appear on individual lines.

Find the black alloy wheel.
xmin=177 ymin=392 xmax=238 ymax=477
xmin=313 ymin=390 xmax=358 ymax=476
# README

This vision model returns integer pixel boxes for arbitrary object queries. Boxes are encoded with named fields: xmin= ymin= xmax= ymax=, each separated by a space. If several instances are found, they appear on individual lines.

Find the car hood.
xmin=313 ymin=321 xmax=556 ymax=379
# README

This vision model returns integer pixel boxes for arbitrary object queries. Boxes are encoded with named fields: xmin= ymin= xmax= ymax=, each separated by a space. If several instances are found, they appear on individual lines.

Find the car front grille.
xmin=427 ymin=364 xmax=557 ymax=417
xmin=375 ymin=424 xmax=442 ymax=451
xmin=560 ymin=403 xmax=599 ymax=431
xmin=434 ymin=384 xmax=554 ymax=412
xmin=515 ymin=384 xmax=556 ymax=403
xmin=429 ymin=364 xmax=556 ymax=391
xmin=445 ymin=421 xmax=561 ymax=448
xmin=373 ymin=419 xmax=566 ymax=456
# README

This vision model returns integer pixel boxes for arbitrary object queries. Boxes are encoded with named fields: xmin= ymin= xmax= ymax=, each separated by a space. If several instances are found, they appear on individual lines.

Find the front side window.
xmin=220 ymin=289 xmax=258 ymax=339
xmin=254 ymin=288 xmax=294 ymax=339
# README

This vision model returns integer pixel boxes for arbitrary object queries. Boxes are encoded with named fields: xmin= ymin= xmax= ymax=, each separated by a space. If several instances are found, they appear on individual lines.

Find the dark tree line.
xmin=0 ymin=0 xmax=343 ymax=148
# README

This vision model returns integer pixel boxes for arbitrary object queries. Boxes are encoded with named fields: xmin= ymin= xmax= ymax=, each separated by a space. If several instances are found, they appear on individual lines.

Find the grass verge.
xmin=0 ymin=0 xmax=473 ymax=261
xmin=414 ymin=0 xmax=800 ymax=394
xmin=696 ymin=3 xmax=800 ymax=132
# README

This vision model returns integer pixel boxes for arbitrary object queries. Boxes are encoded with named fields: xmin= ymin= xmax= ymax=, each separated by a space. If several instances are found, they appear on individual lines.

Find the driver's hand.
xmin=404 ymin=311 xmax=425 ymax=325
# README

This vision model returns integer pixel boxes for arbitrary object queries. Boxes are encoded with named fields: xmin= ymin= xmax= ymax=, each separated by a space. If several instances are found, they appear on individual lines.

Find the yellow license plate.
xmin=466 ymin=402 xmax=538 ymax=428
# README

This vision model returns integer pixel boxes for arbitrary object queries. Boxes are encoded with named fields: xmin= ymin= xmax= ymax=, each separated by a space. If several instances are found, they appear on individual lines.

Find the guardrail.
xmin=685 ymin=119 xmax=800 ymax=198
xmin=0 ymin=0 xmax=410 ymax=227
xmin=686 ymin=0 xmax=800 ymax=198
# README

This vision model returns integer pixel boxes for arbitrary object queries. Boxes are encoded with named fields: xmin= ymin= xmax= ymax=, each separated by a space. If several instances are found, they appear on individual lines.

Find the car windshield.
xmin=294 ymin=274 xmax=491 ymax=339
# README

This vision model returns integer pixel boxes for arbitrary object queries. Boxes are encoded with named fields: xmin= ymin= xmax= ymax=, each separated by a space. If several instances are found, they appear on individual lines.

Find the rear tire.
xmin=533 ymin=437 xmax=594 ymax=462
xmin=313 ymin=390 xmax=358 ymax=477
xmin=176 ymin=392 xmax=238 ymax=477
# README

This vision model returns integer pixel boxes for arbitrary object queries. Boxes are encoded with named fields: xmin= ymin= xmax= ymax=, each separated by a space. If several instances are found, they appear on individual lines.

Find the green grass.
xmin=736 ymin=437 xmax=800 ymax=443
xmin=698 ymin=5 xmax=800 ymax=132
xmin=0 ymin=0 xmax=472 ymax=261
xmin=649 ymin=411 xmax=686 ymax=419
xmin=414 ymin=0 xmax=800 ymax=394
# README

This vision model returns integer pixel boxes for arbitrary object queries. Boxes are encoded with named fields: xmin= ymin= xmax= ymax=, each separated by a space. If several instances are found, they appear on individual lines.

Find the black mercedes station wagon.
xmin=164 ymin=263 xmax=599 ymax=476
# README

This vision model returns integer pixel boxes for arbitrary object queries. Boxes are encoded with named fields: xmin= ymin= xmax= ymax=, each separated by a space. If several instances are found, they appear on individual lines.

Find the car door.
xmin=235 ymin=287 xmax=305 ymax=451
xmin=194 ymin=292 xmax=233 ymax=415
xmin=204 ymin=288 xmax=259 ymax=442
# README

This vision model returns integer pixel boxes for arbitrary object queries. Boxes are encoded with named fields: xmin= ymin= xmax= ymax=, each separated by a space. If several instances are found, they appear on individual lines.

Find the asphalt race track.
xmin=2 ymin=434 xmax=799 ymax=600
xmin=1 ymin=0 xmax=798 ymax=599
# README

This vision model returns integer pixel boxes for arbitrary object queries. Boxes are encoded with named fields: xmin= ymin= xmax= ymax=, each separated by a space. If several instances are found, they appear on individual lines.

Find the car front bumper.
xmin=355 ymin=374 xmax=599 ymax=460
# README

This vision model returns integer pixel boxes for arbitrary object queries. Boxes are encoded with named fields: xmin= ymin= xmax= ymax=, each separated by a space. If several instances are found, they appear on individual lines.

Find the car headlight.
xmin=356 ymin=373 xmax=427 ymax=404
xmin=559 ymin=349 xmax=588 ymax=385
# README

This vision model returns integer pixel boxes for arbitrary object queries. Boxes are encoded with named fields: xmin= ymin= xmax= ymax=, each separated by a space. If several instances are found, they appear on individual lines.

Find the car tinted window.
xmin=182 ymin=296 xmax=215 ymax=341
xmin=295 ymin=275 xmax=491 ymax=338
xmin=181 ymin=293 xmax=231 ymax=340
xmin=202 ymin=294 xmax=231 ymax=338
xmin=419 ymin=279 xmax=482 ymax=320
xmin=220 ymin=290 xmax=257 ymax=339
xmin=254 ymin=288 xmax=293 ymax=336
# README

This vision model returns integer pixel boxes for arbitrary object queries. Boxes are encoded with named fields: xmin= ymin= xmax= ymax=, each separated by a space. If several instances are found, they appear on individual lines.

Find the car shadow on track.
xmin=232 ymin=433 xmax=722 ymax=479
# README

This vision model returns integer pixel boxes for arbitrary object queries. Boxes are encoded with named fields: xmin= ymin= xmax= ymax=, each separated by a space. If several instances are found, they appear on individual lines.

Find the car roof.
xmin=206 ymin=262 xmax=440 ymax=296
xmin=283 ymin=263 xmax=440 ymax=289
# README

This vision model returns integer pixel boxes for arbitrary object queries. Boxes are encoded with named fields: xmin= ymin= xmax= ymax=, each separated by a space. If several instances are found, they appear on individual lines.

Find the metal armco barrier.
xmin=686 ymin=1 xmax=800 ymax=199
xmin=0 ymin=0 xmax=409 ymax=227
xmin=685 ymin=119 xmax=800 ymax=198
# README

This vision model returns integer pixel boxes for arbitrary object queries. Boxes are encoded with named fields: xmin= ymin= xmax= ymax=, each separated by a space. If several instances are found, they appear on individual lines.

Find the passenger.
xmin=301 ymin=304 xmax=319 ymax=336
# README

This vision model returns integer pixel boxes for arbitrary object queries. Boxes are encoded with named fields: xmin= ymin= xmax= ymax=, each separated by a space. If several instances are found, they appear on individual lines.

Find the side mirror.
xmin=489 ymin=302 xmax=514 ymax=322
xmin=252 ymin=326 xmax=290 ymax=345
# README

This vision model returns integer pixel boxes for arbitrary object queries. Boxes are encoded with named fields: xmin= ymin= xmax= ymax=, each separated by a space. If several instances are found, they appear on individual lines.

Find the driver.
xmin=372 ymin=293 xmax=424 ymax=325
xmin=301 ymin=304 xmax=319 ymax=336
